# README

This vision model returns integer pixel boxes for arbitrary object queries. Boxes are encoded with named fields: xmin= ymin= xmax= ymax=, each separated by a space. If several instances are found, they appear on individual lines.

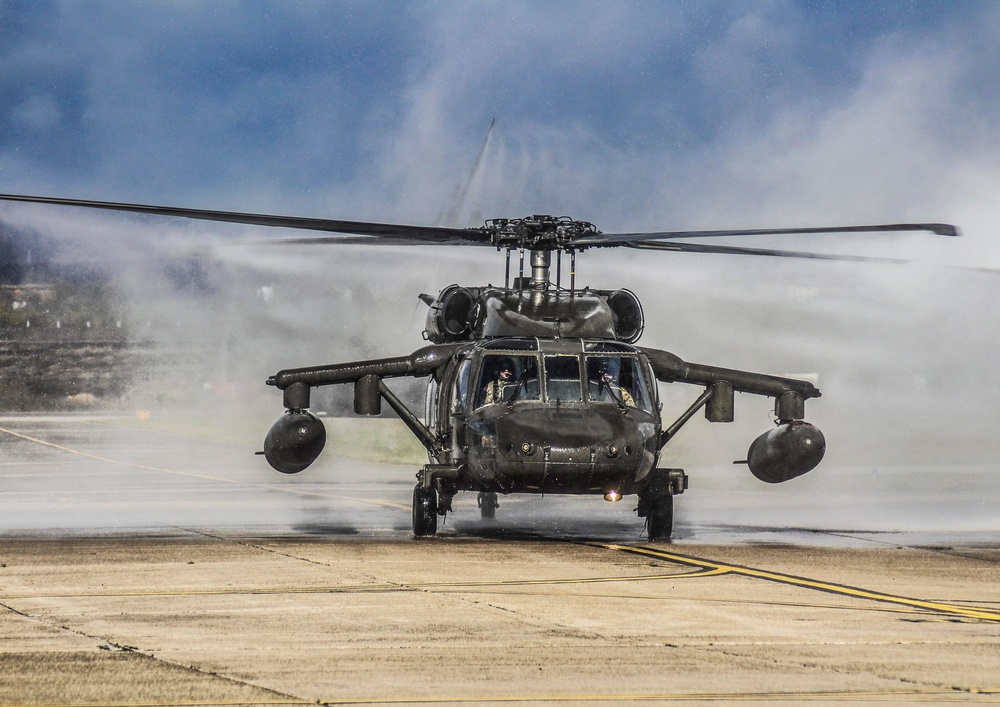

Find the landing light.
xmin=603 ymin=490 xmax=622 ymax=503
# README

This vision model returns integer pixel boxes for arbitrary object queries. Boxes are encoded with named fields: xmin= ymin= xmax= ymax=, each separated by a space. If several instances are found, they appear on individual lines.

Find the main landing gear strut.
xmin=412 ymin=486 xmax=500 ymax=537
xmin=412 ymin=466 xmax=686 ymax=540
xmin=636 ymin=468 xmax=688 ymax=541
xmin=638 ymin=493 xmax=674 ymax=540
xmin=412 ymin=465 xmax=461 ymax=537
xmin=412 ymin=485 xmax=438 ymax=537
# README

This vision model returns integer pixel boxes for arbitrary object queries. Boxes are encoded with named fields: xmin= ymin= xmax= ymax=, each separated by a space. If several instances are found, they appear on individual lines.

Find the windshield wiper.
xmin=506 ymin=363 xmax=538 ymax=407
xmin=506 ymin=374 xmax=527 ymax=407
xmin=597 ymin=377 xmax=627 ymax=410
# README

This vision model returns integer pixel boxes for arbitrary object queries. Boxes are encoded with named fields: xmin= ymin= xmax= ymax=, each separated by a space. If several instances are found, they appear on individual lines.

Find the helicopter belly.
xmin=463 ymin=405 xmax=657 ymax=495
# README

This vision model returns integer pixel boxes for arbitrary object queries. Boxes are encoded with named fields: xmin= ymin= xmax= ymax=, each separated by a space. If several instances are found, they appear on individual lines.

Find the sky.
xmin=1 ymin=1 xmax=992 ymax=227
xmin=1 ymin=0 xmax=999 ymax=472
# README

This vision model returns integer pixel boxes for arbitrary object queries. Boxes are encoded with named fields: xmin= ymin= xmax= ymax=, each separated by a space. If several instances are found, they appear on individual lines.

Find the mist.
xmin=2 ymin=2 xmax=999 ymax=482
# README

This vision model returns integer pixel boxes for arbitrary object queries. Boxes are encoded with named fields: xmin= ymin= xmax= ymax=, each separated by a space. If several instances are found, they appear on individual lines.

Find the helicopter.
xmin=0 ymin=193 xmax=959 ymax=538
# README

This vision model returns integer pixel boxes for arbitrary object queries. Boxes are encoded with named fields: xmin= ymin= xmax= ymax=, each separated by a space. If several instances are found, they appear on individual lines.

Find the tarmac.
xmin=1 ymin=413 xmax=999 ymax=705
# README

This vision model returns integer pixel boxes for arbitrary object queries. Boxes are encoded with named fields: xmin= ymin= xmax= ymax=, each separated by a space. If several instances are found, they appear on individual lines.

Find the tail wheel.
xmin=477 ymin=492 xmax=498 ymax=520
xmin=645 ymin=494 xmax=674 ymax=541
xmin=412 ymin=485 xmax=438 ymax=537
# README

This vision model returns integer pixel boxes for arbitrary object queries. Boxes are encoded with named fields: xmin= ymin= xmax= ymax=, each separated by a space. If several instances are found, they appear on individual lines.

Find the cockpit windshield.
xmin=474 ymin=354 xmax=541 ymax=408
xmin=544 ymin=355 xmax=582 ymax=402
xmin=585 ymin=355 xmax=653 ymax=412
xmin=474 ymin=351 xmax=653 ymax=412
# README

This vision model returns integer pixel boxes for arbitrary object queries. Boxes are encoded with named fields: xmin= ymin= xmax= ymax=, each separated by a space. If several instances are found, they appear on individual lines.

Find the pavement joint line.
xmin=0 ymin=701 xmax=309 ymax=707
xmin=0 ymin=568 xmax=729 ymax=600
xmin=600 ymin=543 xmax=1000 ymax=623
xmin=1 ymin=588 xmax=311 ymax=707
xmin=0 ymin=602 xmax=310 ymax=707
xmin=318 ymin=687 xmax=1000 ymax=703
xmin=6 ymin=688 xmax=998 ymax=707
xmin=0 ymin=424 xmax=409 ymax=511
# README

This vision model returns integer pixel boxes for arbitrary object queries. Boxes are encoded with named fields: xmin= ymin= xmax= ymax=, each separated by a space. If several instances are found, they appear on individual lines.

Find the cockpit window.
xmin=475 ymin=354 xmax=540 ymax=408
xmin=544 ymin=355 xmax=582 ymax=402
xmin=585 ymin=355 xmax=653 ymax=412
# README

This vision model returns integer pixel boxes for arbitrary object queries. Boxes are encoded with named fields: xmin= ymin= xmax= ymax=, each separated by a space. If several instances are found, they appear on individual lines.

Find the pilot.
xmin=593 ymin=358 xmax=634 ymax=407
xmin=484 ymin=358 xmax=516 ymax=405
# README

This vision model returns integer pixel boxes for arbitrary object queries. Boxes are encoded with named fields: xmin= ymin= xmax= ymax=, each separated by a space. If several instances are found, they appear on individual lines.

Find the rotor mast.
xmin=530 ymin=250 xmax=551 ymax=289
xmin=486 ymin=216 xmax=597 ymax=292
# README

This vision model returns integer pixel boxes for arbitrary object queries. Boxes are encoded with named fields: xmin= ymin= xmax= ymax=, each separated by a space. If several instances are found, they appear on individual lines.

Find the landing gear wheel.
xmin=645 ymin=494 xmax=674 ymax=541
xmin=477 ymin=492 xmax=498 ymax=520
xmin=412 ymin=485 xmax=438 ymax=537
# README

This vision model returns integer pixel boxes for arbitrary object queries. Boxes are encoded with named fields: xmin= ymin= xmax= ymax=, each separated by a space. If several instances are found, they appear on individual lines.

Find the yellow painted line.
xmin=602 ymin=543 xmax=1000 ymax=623
xmin=0 ymin=425 xmax=408 ymax=511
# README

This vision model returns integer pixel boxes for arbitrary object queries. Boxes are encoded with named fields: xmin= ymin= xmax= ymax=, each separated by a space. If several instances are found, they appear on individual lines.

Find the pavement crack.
xmin=3 ymin=584 xmax=312 ymax=705
xmin=171 ymin=526 xmax=337 ymax=568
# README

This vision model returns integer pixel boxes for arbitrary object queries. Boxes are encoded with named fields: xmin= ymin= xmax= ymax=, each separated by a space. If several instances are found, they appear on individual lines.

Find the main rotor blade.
xmin=240 ymin=235 xmax=489 ymax=247
xmin=0 ymin=193 xmax=491 ymax=245
xmin=628 ymin=240 xmax=909 ymax=263
xmin=577 ymin=222 xmax=959 ymax=247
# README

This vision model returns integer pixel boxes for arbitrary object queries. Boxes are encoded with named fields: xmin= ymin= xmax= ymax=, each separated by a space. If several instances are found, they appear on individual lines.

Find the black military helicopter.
xmin=0 ymin=193 xmax=958 ymax=538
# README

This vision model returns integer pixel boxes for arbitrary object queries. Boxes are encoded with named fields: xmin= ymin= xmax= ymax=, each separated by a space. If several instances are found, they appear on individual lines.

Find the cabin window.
xmin=425 ymin=377 xmax=439 ymax=428
xmin=585 ymin=355 xmax=653 ymax=412
xmin=543 ymin=355 xmax=582 ymax=402
xmin=452 ymin=358 xmax=472 ymax=413
xmin=474 ymin=354 xmax=540 ymax=408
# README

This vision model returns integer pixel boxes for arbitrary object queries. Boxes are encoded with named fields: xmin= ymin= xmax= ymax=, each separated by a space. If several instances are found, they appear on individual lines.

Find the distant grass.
xmin=319 ymin=416 xmax=429 ymax=466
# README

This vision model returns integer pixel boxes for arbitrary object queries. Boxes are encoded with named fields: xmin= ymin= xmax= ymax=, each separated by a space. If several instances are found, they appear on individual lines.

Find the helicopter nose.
xmin=496 ymin=409 xmax=643 ymax=472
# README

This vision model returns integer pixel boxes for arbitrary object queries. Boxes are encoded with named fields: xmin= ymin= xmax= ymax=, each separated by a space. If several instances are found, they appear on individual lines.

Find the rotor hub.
xmin=484 ymin=215 xmax=599 ymax=251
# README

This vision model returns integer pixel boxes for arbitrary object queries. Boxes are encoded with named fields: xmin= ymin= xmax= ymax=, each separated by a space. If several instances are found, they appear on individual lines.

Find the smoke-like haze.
xmin=1 ymin=1 xmax=998 ymax=472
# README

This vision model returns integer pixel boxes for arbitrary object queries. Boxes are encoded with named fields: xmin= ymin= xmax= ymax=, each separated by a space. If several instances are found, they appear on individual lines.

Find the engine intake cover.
xmin=424 ymin=285 xmax=477 ymax=343
xmin=606 ymin=289 xmax=644 ymax=343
